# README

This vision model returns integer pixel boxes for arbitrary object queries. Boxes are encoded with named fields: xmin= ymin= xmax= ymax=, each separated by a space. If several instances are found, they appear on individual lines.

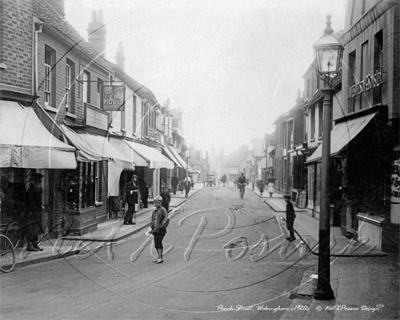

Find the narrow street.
xmin=0 ymin=187 xmax=317 ymax=320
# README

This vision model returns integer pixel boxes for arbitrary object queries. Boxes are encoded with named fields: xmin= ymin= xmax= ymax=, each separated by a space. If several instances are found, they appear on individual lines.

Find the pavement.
xmin=247 ymin=185 xmax=400 ymax=320
xmin=9 ymin=183 xmax=205 ymax=270
xmin=246 ymin=185 xmax=388 ymax=257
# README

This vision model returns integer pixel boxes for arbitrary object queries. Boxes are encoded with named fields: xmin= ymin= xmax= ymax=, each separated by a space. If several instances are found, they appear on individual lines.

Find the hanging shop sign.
xmin=103 ymin=85 xmax=125 ymax=111
xmin=85 ymin=103 xmax=108 ymax=131
xmin=347 ymin=70 xmax=383 ymax=100
xmin=147 ymin=127 xmax=161 ymax=144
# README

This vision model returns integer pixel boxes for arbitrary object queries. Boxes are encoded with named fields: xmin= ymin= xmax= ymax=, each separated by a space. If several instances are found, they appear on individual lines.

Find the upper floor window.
xmin=373 ymin=30 xmax=383 ymax=105
xmin=360 ymin=41 xmax=369 ymax=110
xmin=65 ymin=64 xmax=71 ymax=111
xmin=348 ymin=50 xmax=357 ymax=113
xmin=132 ymin=95 xmax=137 ymax=136
xmin=83 ymin=71 xmax=90 ymax=104
xmin=97 ymin=78 xmax=103 ymax=108
xmin=44 ymin=45 xmax=55 ymax=107
xmin=310 ymin=106 xmax=316 ymax=140
xmin=44 ymin=63 xmax=51 ymax=105
xmin=65 ymin=59 xmax=75 ymax=113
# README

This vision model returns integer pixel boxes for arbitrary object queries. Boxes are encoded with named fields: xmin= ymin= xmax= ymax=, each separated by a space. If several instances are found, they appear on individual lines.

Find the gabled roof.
xmin=33 ymin=0 xmax=111 ymax=71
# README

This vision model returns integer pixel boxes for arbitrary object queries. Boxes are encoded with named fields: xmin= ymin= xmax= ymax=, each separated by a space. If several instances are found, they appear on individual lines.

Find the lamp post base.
xmin=314 ymin=287 xmax=335 ymax=300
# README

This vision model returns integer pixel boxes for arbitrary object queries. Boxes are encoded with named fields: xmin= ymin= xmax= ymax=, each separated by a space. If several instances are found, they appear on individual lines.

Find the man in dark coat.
xmin=26 ymin=173 xmax=44 ymax=251
xmin=284 ymin=194 xmax=296 ymax=241
xmin=160 ymin=187 xmax=171 ymax=213
xmin=171 ymin=174 xmax=179 ymax=195
xmin=123 ymin=175 xmax=139 ymax=225
xmin=139 ymin=181 xmax=149 ymax=208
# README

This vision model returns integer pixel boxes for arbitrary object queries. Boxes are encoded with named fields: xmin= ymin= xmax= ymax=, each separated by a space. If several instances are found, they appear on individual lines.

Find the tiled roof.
xmin=111 ymin=63 xmax=160 ymax=107
xmin=33 ymin=0 xmax=111 ymax=71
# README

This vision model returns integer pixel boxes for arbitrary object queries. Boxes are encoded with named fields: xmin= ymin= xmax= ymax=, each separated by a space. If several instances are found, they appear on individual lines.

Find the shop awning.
xmin=109 ymin=137 xmax=148 ymax=167
xmin=162 ymin=144 xmax=183 ymax=168
xmin=127 ymin=142 xmax=174 ymax=169
xmin=0 ymin=101 xmax=77 ymax=169
xmin=61 ymin=125 xmax=133 ymax=169
xmin=167 ymin=145 xmax=188 ymax=168
xmin=306 ymin=112 xmax=376 ymax=164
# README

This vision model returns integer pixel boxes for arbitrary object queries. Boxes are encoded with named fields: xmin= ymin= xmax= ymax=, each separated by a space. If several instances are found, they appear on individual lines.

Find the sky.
xmin=65 ymin=0 xmax=346 ymax=154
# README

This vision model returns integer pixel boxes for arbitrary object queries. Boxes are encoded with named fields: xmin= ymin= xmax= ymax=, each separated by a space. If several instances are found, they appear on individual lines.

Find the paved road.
xmin=1 ymin=186 xmax=318 ymax=320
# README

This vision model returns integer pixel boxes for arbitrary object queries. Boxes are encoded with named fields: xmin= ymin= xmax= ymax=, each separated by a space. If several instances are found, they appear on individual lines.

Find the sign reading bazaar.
xmin=347 ymin=71 xmax=383 ymax=100
xmin=103 ymin=85 xmax=125 ymax=111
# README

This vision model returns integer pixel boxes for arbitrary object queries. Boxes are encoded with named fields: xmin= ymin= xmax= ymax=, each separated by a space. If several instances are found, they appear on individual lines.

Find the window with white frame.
xmin=44 ymin=63 xmax=51 ymax=105
xmin=82 ymin=71 xmax=90 ymax=104
xmin=65 ymin=63 xmax=71 ymax=111
xmin=97 ymin=78 xmax=103 ymax=108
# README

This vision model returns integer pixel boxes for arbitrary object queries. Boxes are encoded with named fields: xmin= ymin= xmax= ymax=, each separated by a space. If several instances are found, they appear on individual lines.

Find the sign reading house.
xmin=103 ymin=85 xmax=125 ymax=111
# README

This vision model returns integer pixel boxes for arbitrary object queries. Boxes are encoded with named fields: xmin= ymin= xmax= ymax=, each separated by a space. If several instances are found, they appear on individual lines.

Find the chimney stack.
xmin=46 ymin=0 xmax=65 ymax=18
xmin=115 ymin=42 xmax=126 ymax=71
xmin=87 ymin=10 xmax=107 ymax=58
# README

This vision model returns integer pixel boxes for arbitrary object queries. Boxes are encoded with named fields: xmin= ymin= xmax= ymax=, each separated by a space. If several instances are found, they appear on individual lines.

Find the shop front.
xmin=161 ymin=143 xmax=184 ymax=191
xmin=60 ymin=125 xmax=133 ymax=235
xmin=306 ymin=109 xmax=391 ymax=247
xmin=0 ymin=101 xmax=77 ymax=241
xmin=126 ymin=141 xmax=174 ymax=200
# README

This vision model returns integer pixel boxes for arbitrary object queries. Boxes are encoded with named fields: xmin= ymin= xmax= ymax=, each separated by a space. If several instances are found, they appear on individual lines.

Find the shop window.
xmin=0 ymin=168 xmax=26 ymax=222
xmin=81 ymin=162 xmax=96 ymax=209
xmin=308 ymin=165 xmax=315 ymax=207
xmin=63 ymin=162 xmax=100 ymax=210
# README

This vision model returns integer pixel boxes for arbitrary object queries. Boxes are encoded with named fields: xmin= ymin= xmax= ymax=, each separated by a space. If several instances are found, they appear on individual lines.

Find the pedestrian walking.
xmin=149 ymin=195 xmax=169 ymax=264
xmin=184 ymin=175 xmax=191 ymax=197
xmin=25 ymin=173 xmax=44 ymax=252
xmin=284 ymin=194 xmax=296 ymax=241
xmin=171 ymin=173 xmax=179 ymax=195
xmin=267 ymin=181 xmax=275 ymax=197
xmin=160 ymin=187 xmax=171 ymax=213
xmin=259 ymin=180 xmax=264 ymax=196
xmin=123 ymin=175 xmax=139 ymax=225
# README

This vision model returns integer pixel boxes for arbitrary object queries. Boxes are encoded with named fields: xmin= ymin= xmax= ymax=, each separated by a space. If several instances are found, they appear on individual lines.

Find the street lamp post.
xmin=312 ymin=15 xmax=343 ymax=301
xmin=185 ymin=150 xmax=190 ymax=198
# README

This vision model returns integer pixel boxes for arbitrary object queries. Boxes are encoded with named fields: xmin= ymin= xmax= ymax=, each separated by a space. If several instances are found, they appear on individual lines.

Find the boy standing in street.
xmin=149 ymin=195 xmax=169 ymax=264
xmin=284 ymin=194 xmax=296 ymax=241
